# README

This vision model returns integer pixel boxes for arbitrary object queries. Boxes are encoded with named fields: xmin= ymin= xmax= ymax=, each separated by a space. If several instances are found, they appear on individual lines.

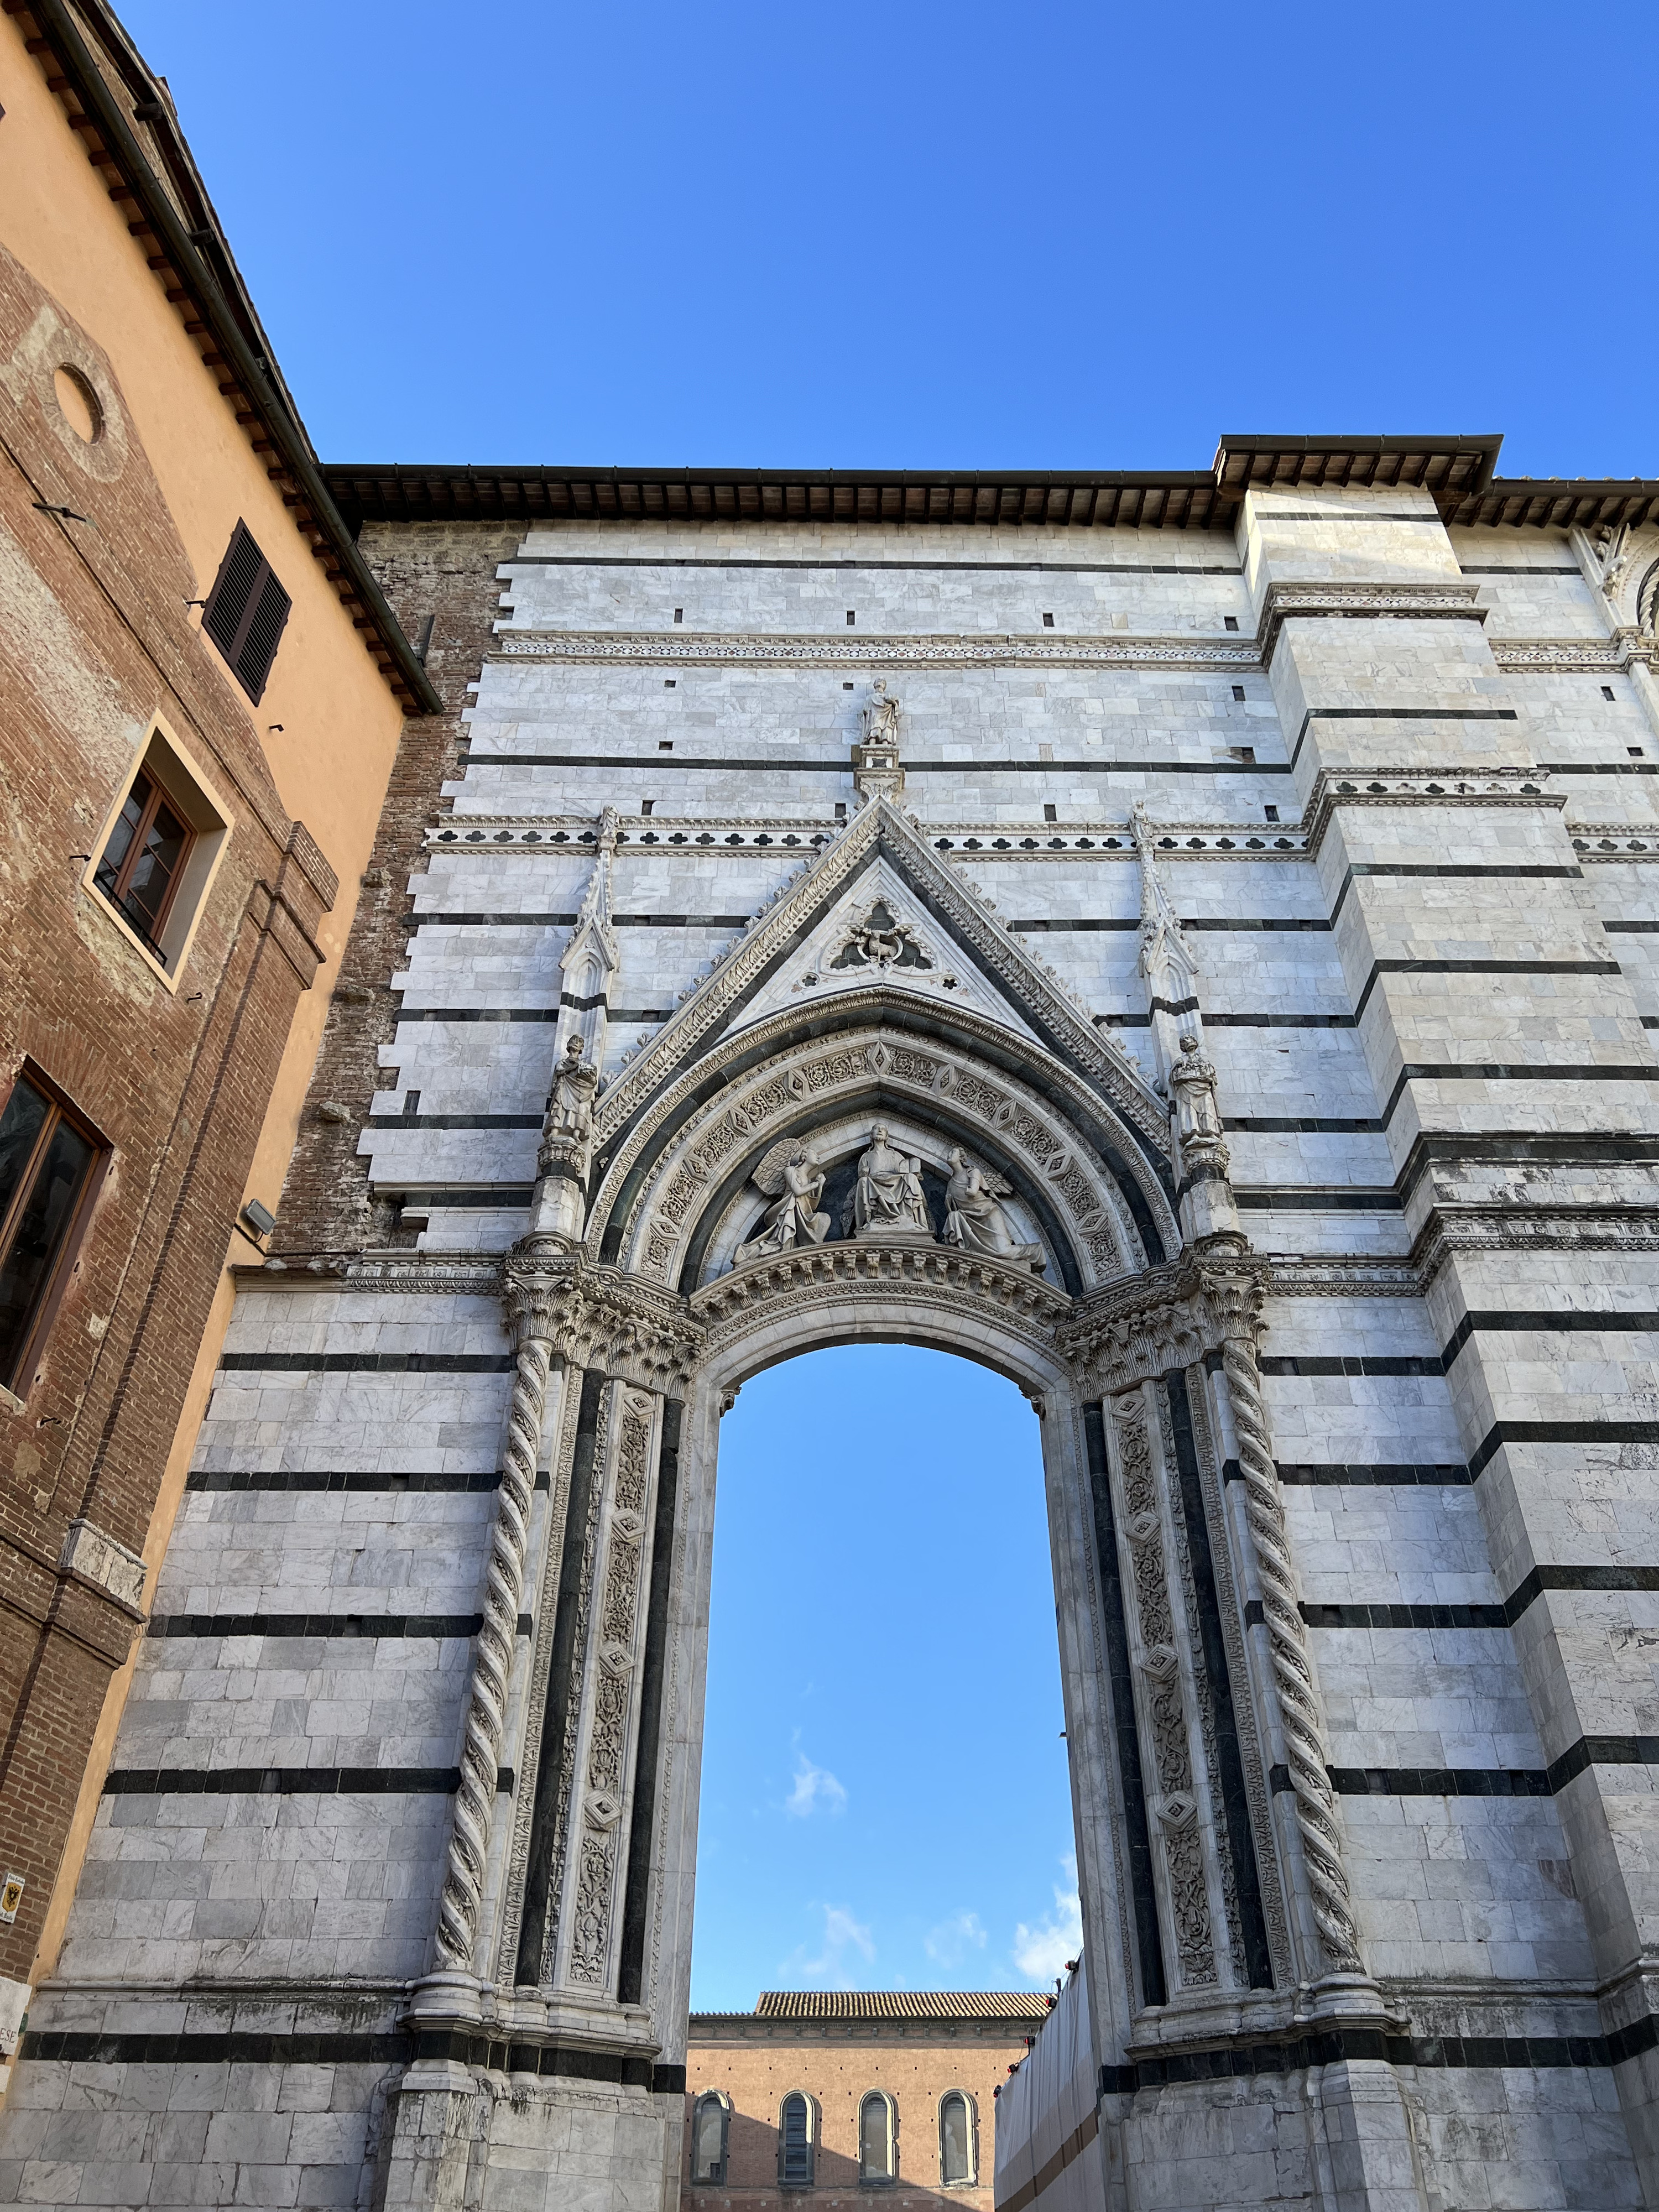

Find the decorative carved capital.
xmin=1056 ymin=1251 xmax=1269 ymax=1394
xmin=504 ymin=1249 xmax=705 ymax=1391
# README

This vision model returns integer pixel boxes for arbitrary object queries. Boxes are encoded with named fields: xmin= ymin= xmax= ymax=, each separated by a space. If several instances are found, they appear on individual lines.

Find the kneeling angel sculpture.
xmin=942 ymin=1147 xmax=1046 ymax=1271
xmin=733 ymin=1142 xmax=832 ymax=1265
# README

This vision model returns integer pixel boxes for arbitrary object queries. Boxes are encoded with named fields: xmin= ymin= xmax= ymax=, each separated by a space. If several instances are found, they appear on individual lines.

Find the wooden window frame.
xmin=92 ymin=766 xmax=195 ymax=958
xmin=84 ymin=718 xmax=231 ymax=986
xmin=0 ymin=1063 xmax=108 ymax=1404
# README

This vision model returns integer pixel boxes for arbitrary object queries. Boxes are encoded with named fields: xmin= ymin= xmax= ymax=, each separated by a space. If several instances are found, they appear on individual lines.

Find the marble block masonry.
xmin=7 ymin=439 xmax=1659 ymax=2212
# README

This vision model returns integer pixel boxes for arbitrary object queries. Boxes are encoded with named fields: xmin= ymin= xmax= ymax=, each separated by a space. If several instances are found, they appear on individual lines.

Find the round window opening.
xmin=53 ymin=365 xmax=103 ymax=445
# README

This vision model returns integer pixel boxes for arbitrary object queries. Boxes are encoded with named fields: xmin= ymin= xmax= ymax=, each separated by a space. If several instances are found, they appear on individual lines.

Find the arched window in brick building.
xmin=939 ymin=2091 xmax=975 ymax=2184
xmin=690 ymin=2092 xmax=729 ymax=2185
xmin=779 ymin=2091 xmax=816 ymax=2187
xmin=859 ymin=2091 xmax=896 ymax=2184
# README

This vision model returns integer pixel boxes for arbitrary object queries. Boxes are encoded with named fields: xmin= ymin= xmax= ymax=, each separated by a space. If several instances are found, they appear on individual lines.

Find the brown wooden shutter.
xmin=201 ymin=520 xmax=291 ymax=705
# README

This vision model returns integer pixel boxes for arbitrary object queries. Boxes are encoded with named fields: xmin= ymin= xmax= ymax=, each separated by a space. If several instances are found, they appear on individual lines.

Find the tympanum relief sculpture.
xmin=725 ymin=1123 xmax=1047 ymax=1274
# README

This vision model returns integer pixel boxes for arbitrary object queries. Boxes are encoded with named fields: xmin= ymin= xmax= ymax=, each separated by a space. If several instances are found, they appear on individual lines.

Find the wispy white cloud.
xmin=1013 ymin=1855 xmax=1082 ymax=1982
xmin=925 ymin=1910 xmax=988 ymax=1972
xmin=784 ymin=1903 xmax=876 ymax=1985
xmin=785 ymin=1752 xmax=847 ymax=1819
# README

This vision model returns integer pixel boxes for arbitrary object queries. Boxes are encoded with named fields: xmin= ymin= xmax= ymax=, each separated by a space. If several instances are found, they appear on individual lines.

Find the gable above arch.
xmin=592 ymin=796 xmax=1170 ymax=1169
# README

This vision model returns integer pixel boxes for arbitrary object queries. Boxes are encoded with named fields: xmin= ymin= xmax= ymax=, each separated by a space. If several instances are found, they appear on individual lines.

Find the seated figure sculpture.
xmin=851 ymin=1124 xmax=931 ymax=1239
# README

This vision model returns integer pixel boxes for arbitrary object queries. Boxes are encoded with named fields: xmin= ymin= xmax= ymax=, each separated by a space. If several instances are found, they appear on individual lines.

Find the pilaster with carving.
xmin=1060 ymin=1258 xmax=1363 ymax=1982
xmin=1105 ymin=1387 xmax=1218 ymax=1992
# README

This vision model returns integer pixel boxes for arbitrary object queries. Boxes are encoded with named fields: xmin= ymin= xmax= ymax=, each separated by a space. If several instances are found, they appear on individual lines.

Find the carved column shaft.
xmin=1217 ymin=1328 xmax=1362 ymax=1974
xmin=435 ymin=1310 xmax=552 ymax=1970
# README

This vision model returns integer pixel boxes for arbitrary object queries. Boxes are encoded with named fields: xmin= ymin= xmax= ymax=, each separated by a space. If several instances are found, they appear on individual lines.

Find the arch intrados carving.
xmin=588 ymin=992 xmax=1177 ymax=1285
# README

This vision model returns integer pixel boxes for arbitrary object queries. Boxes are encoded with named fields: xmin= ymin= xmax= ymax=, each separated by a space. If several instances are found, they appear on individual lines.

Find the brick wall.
xmin=270 ymin=522 xmax=520 ymax=1255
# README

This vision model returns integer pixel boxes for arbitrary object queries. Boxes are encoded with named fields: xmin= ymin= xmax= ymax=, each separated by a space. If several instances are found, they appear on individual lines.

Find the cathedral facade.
xmin=5 ymin=442 xmax=1659 ymax=2212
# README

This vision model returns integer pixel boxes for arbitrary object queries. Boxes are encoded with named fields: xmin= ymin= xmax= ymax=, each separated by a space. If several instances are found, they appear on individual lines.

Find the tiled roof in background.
xmin=722 ymin=1991 xmax=1052 ymax=2022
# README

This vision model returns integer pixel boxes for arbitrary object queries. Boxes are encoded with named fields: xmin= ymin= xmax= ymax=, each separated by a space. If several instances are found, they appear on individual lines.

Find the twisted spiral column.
xmin=1222 ymin=1332 xmax=1363 ymax=1973
xmin=436 ymin=1326 xmax=551 ymax=1968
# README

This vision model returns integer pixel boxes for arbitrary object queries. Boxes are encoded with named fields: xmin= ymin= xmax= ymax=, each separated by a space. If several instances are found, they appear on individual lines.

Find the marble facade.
xmin=6 ymin=457 xmax=1659 ymax=2212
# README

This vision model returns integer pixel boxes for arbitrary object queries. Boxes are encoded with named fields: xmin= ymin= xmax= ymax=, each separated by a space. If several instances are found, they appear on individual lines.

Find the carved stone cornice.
xmin=503 ymin=1249 xmax=705 ymax=1391
xmin=1570 ymin=827 xmax=1659 ymax=863
xmin=425 ymin=816 xmax=1312 ymax=862
xmin=235 ymin=1255 xmax=504 ymax=1297
xmin=1301 ymin=766 xmax=1561 ymax=857
xmin=1265 ymin=1256 xmax=1421 ymax=1300
xmin=1055 ymin=1250 xmax=1270 ymax=1397
xmin=1412 ymin=1204 xmax=1659 ymax=1291
xmin=688 ymin=1241 xmax=1071 ymax=1360
xmin=1260 ymin=580 xmax=1485 ymax=663
xmin=492 ymin=628 xmax=1265 ymax=672
xmin=1491 ymin=632 xmax=1659 ymax=674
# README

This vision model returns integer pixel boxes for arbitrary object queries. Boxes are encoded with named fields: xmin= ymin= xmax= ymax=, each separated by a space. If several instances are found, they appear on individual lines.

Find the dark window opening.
xmin=1043 ymin=804 xmax=1057 ymax=823
xmin=1223 ymin=615 xmax=1239 ymax=632
xmin=1264 ymin=804 xmax=1280 ymax=822
xmin=0 ymin=1073 xmax=102 ymax=1396
xmin=834 ymin=802 xmax=847 ymax=821
xmin=401 ymin=1091 xmax=422 ymax=1120
xmin=93 ymin=768 xmax=192 ymax=957
xmin=641 ymin=799 xmax=655 ymax=816
xmin=665 ymin=679 xmax=677 ymax=688
xmin=780 ymin=2093 xmax=813 ymax=2187
xmin=859 ymin=2093 xmax=893 ymax=2184
xmin=659 ymin=739 xmax=674 ymax=750
xmin=1630 ymin=748 xmax=1645 ymax=758
xmin=1235 ymin=745 xmax=1256 ymax=764
xmin=1232 ymin=684 xmax=1246 ymax=701
xmin=201 ymin=520 xmax=291 ymax=705
xmin=692 ymin=2095 xmax=728 ymax=2185
xmin=843 ymin=681 xmax=854 ymax=690
xmin=1041 ymin=612 xmax=1055 ymax=628
xmin=1603 ymin=686 xmax=1616 ymax=701
xmin=846 ymin=610 xmax=856 ymax=625
xmin=674 ymin=608 xmax=684 ymax=623
xmin=940 ymin=2094 xmax=972 ymax=2185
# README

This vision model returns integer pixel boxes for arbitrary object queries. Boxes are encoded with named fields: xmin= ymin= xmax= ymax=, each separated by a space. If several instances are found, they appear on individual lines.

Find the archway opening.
xmin=690 ymin=1344 xmax=1078 ymax=2007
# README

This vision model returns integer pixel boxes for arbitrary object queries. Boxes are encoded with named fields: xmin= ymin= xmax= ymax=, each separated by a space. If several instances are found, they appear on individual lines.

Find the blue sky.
xmin=105 ymin=1 xmax=1659 ymax=2001
xmin=119 ymin=0 xmax=1658 ymax=478
xmin=693 ymin=1347 xmax=1077 ymax=2007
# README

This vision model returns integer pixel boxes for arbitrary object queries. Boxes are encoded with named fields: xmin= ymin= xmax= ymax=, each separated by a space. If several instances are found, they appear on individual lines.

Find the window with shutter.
xmin=200 ymin=520 xmax=291 ymax=703
xmin=779 ymin=2092 xmax=813 ymax=2187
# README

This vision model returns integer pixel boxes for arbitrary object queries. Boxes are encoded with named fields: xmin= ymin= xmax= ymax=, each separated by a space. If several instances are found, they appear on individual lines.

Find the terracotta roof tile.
xmin=740 ymin=1991 xmax=1051 ymax=2021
